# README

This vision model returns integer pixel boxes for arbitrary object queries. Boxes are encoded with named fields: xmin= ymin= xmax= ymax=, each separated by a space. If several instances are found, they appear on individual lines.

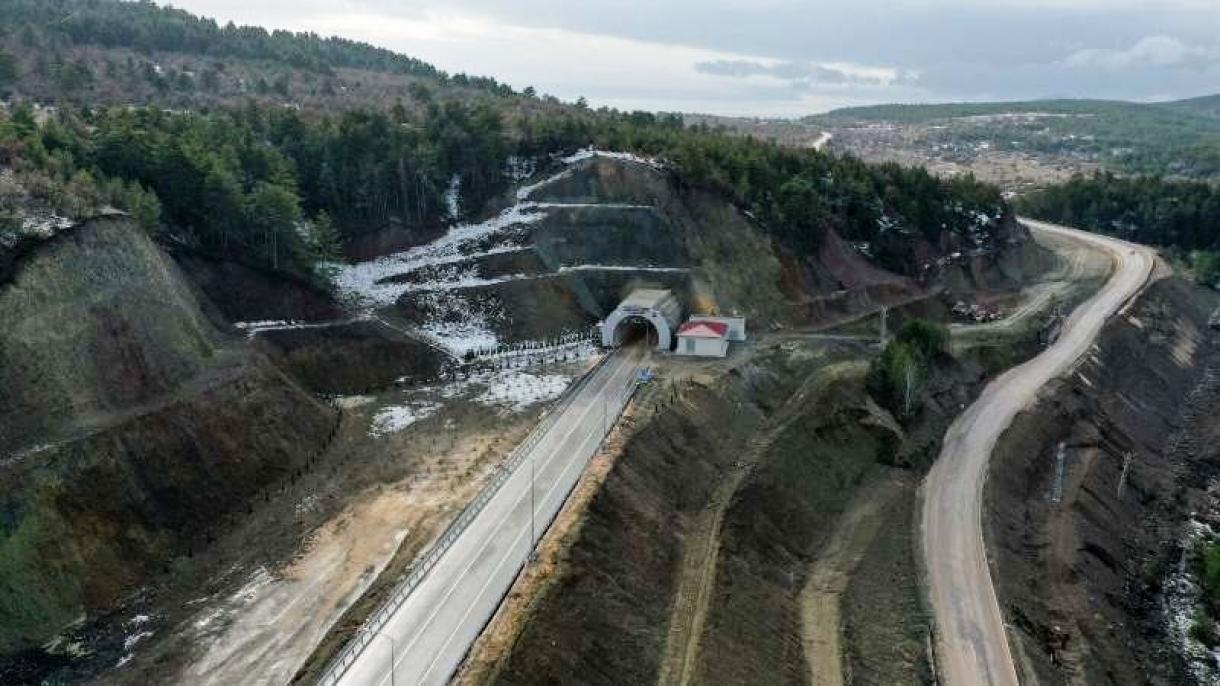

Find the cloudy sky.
xmin=171 ymin=0 xmax=1220 ymax=117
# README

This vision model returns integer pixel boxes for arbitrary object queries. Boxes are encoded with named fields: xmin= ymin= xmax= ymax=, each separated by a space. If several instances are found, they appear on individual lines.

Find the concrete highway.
xmin=921 ymin=219 xmax=1155 ymax=685
xmin=331 ymin=344 xmax=646 ymax=686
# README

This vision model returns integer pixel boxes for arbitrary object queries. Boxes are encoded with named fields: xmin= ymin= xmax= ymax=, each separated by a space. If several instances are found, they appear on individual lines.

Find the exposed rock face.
xmin=0 ymin=217 xmax=335 ymax=652
xmin=987 ymin=277 xmax=1220 ymax=685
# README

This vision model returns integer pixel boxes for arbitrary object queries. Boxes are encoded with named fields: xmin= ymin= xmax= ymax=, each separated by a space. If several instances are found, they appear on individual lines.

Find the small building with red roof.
xmin=675 ymin=319 xmax=731 ymax=357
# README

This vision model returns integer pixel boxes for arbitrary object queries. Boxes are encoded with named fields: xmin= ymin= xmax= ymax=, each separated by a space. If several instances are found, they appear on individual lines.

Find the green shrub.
xmin=896 ymin=319 xmax=950 ymax=359
xmin=1191 ymin=608 xmax=1219 ymax=648
xmin=867 ymin=318 xmax=949 ymax=419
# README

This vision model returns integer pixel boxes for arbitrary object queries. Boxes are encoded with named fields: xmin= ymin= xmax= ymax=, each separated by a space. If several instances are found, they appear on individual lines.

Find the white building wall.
xmin=676 ymin=335 xmax=728 ymax=358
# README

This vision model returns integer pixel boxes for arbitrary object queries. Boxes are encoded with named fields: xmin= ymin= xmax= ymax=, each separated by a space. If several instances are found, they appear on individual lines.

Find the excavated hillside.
xmin=987 ymin=275 xmax=1220 ymax=684
xmin=0 ymin=217 xmax=335 ymax=658
xmin=332 ymin=152 xmax=1049 ymax=357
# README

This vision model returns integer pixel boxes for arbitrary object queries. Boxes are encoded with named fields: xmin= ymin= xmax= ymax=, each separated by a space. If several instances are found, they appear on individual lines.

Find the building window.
xmin=685 ymin=338 xmax=695 ymax=354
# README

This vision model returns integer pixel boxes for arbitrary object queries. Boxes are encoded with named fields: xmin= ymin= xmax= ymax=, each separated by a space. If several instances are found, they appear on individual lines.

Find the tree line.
xmin=1017 ymin=172 xmax=1220 ymax=284
xmin=1 ymin=98 xmax=1011 ymax=283
xmin=511 ymin=109 xmax=1006 ymax=273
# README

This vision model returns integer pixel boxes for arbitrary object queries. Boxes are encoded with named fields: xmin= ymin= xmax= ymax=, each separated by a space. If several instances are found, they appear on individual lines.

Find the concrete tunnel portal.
xmin=600 ymin=289 xmax=682 ymax=352
xmin=612 ymin=316 xmax=660 ymax=348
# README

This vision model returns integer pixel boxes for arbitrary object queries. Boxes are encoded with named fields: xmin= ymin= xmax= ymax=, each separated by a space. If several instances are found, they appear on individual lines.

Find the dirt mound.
xmin=986 ymin=277 xmax=1220 ymax=684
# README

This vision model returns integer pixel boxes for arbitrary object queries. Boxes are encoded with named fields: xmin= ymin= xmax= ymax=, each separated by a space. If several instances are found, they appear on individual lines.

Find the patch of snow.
xmin=234 ymin=567 xmax=275 ymax=605
xmin=331 ymin=395 xmax=376 ymax=409
xmin=193 ymin=606 xmax=226 ymax=632
xmin=20 ymin=214 xmax=74 ymax=238
xmin=557 ymin=264 xmax=689 ymax=274
xmin=851 ymin=242 xmax=875 ymax=258
xmin=127 ymin=614 xmax=153 ymax=627
xmin=233 ymin=320 xmax=294 ymax=330
xmin=515 ymin=167 xmax=575 ymax=202
xmin=116 ymin=628 xmax=154 ymax=668
xmin=231 ymin=318 xmax=366 ymax=338
xmin=123 ymin=630 xmax=153 ymax=652
xmin=329 ymin=202 xmax=548 ymax=308
xmin=326 ymin=150 xmax=670 ymax=355
xmin=407 ymin=289 xmax=503 ymax=356
xmin=444 ymin=174 xmax=462 ymax=221
xmin=1164 ymin=518 xmax=1220 ymax=684
xmin=418 ymin=320 xmax=500 ymax=357
xmin=369 ymin=402 xmax=441 ymax=437
xmin=559 ymin=148 xmax=664 ymax=170
xmin=504 ymin=155 xmax=536 ymax=183
xmin=294 ymin=493 xmax=321 ymax=516
xmin=404 ymin=266 xmax=533 ymax=293
xmin=532 ymin=202 xmax=654 ymax=210
xmin=474 ymin=369 xmax=572 ymax=412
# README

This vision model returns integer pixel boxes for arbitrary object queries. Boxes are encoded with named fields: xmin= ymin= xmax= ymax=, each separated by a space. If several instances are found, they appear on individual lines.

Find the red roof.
xmin=677 ymin=321 xmax=728 ymax=338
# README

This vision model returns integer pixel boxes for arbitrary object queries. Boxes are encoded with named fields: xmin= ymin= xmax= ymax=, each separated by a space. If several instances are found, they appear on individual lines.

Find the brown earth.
xmin=173 ymin=252 xmax=342 ymax=325
xmin=467 ymin=224 xmax=1070 ymax=686
xmin=986 ymin=276 xmax=1220 ymax=684
xmin=0 ymin=218 xmax=336 ymax=663
xmin=256 ymin=320 xmax=445 ymax=395
xmin=475 ymin=332 xmax=1001 ymax=686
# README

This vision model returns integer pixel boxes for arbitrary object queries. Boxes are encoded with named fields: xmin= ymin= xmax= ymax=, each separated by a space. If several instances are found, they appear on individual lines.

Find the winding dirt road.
xmin=921 ymin=219 xmax=1156 ymax=685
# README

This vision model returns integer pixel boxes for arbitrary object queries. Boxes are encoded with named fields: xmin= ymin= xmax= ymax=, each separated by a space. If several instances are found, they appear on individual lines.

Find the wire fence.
xmin=316 ymin=349 xmax=639 ymax=686
xmin=460 ymin=327 xmax=600 ymax=371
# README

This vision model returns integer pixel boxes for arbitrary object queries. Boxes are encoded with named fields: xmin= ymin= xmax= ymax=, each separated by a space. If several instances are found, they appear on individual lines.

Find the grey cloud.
xmin=694 ymin=59 xmax=907 ymax=88
xmin=175 ymin=0 xmax=1220 ymax=114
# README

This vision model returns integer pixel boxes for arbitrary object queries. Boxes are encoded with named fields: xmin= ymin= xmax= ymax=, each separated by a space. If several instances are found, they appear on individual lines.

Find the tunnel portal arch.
xmin=600 ymin=289 xmax=681 ymax=352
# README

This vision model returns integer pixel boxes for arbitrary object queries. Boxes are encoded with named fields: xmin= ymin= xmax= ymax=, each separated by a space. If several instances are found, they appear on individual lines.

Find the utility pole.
xmin=1051 ymin=442 xmax=1065 ymax=503
xmin=357 ymin=627 xmax=397 ymax=686
xmin=1117 ymin=451 xmax=1134 ymax=499
xmin=529 ymin=448 xmax=536 ymax=561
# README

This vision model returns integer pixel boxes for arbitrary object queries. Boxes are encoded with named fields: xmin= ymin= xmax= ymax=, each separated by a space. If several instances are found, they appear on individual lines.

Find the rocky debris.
xmin=952 ymin=299 xmax=1004 ymax=323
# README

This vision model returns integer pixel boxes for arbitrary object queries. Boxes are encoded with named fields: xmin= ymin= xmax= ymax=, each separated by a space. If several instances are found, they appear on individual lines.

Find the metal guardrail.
xmin=316 ymin=351 xmax=623 ymax=686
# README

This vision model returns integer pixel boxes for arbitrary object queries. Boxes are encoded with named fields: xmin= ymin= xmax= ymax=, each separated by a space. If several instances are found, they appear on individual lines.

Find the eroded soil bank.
xmin=987 ymin=276 xmax=1220 ymax=684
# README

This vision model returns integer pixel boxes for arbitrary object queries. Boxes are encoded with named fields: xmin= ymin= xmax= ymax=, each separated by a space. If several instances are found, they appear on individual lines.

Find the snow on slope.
xmin=329 ymin=150 xmax=669 ymax=356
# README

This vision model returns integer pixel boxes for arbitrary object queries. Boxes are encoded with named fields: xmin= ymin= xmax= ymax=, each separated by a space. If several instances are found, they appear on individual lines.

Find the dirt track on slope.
xmin=800 ymin=473 xmax=908 ymax=686
xmin=657 ymin=361 xmax=867 ymax=686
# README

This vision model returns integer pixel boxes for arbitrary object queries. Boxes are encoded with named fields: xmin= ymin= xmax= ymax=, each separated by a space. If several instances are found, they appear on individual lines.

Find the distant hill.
xmin=0 ymin=0 xmax=535 ymax=112
xmin=806 ymin=96 xmax=1220 ymax=179
xmin=1163 ymin=94 xmax=1220 ymax=118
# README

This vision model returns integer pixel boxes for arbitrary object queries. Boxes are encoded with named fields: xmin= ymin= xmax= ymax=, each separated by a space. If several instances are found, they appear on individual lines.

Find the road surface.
xmin=329 ymin=345 xmax=646 ymax=686
xmin=921 ymin=219 xmax=1155 ymax=685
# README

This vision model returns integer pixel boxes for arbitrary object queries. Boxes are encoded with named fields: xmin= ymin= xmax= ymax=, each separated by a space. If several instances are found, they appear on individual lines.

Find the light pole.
xmin=528 ymin=449 xmax=536 ymax=561
xmin=357 ymin=627 xmax=397 ymax=686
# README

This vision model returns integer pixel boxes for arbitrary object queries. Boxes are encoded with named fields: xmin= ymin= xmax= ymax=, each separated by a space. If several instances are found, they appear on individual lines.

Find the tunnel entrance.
xmin=599 ymin=289 xmax=680 ymax=352
xmin=613 ymin=316 xmax=660 ymax=348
